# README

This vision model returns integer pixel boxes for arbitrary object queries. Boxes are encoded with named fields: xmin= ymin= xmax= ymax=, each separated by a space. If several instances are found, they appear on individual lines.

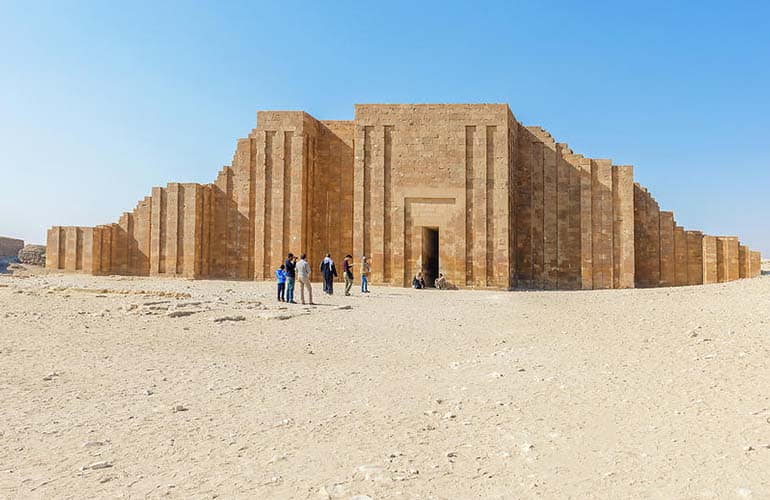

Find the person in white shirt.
xmin=296 ymin=253 xmax=314 ymax=305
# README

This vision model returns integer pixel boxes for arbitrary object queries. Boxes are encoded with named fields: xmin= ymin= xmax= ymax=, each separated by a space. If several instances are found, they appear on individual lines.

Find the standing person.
xmin=342 ymin=254 xmax=354 ymax=296
xmin=360 ymin=255 xmax=371 ymax=293
xmin=275 ymin=264 xmax=287 ymax=302
xmin=284 ymin=252 xmax=297 ymax=304
xmin=296 ymin=253 xmax=314 ymax=305
xmin=320 ymin=253 xmax=337 ymax=295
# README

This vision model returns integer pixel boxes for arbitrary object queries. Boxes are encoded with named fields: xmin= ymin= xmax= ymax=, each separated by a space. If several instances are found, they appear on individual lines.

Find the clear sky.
xmin=1 ymin=1 xmax=768 ymax=254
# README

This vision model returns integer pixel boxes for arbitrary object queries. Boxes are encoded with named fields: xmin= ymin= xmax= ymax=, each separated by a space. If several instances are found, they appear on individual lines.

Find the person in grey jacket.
xmin=296 ymin=253 xmax=314 ymax=305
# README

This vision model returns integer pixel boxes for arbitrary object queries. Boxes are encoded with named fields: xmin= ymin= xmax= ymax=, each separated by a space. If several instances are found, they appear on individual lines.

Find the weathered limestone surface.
xmin=633 ymin=186 xmax=660 ymax=287
xmin=45 ymin=103 xmax=761 ymax=289
xmin=686 ymin=231 xmax=704 ymax=286
xmin=739 ymin=245 xmax=750 ymax=278
xmin=613 ymin=166 xmax=635 ymax=289
xmin=703 ymin=236 xmax=718 ymax=285
xmin=659 ymin=211 xmax=675 ymax=287
xmin=0 ymin=236 xmax=24 ymax=258
xmin=716 ymin=237 xmax=740 ymax=283
xmin=750 ymin=251 xmax=762 ymax=278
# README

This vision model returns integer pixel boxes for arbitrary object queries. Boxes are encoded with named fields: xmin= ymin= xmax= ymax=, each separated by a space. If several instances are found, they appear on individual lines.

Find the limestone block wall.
xmin=629 ymin=189 xmax=757 ymax=288
xmin=307 ymin=120 xmax=354 ymax=280
xmin=633 ymin=186 xmax=661 ymax=287
xmin=702 ymin=236 xmax=718 ymax=284
xmin=514 ymin=128 xmax=633 ymax=290
xmin=659 ymin=211 xmax=676 ymax=286
xmin=739 ymin=245 xmax=750 ymax=278
xmin=48 ymin=183 xmax=206 ymax=277
xmin=716 ymin=237 xmax=740 ymax=283
xmin=750 ymin=251 xmax=762 ymax=278
xmin=612 ymin=165 xmax=635 ymax=289
xmin=252 ymin=111 xmax=342 ymax=282
xmin=46 ymin=226 xmax=103 ymax=274
xmin=589 ymin=158 xmax=614 ymax=289
xmin=252 ymin=113 xmax=311 ymax=280
xmin=686 ymin=231 xmax=704 ymax=286
xmin=353 ymin=104 xmax=512 ymax=288
xmin=45 ymin=102 xmax=762 ymax=290
xmin=147 ymin=183 xmax=204 ymax=278
xmin=0 ymin=236 xmax=24 ymax=258
xmin=673 ymin=226 xmax=688 ymax=285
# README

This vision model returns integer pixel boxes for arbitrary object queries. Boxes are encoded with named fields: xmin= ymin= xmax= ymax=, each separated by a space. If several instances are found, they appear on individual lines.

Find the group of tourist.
xmin=275 ymin=253 xmax=371 ymax=305
xmin=276 ymin=252 xmax=452 ymax=303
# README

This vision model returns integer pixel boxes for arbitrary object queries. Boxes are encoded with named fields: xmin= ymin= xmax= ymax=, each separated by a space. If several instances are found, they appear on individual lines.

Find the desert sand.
xmin=1 ymin=263 xmax=770 ymax=499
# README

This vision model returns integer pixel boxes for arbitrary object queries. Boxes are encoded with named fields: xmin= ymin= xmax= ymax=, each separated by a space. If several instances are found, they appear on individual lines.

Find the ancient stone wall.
xmin=514 ymin=130 xmax=634 ymax=290
xmin=0 ymin=237 xmax=24 ymax=258
xmin=716 ymin=237 xmax=740 ymax=283
xmin=750 ymin=251 xmax=762 ymax=278
xmin=634 ymin=186 xmax=660 ymax=287
xmin=739 ymin=245 xmax=749 ymax=278
xmin=686 ymin=231 xmax=704 ymax=286
xmin=702 ymin=236 xmax=718 ymax=284
xmin=353 ymin=104 xmax=511 ymax=288
xmin=45 ymin=103 xmax=762 ymax=289
xmin=659 ymin=211 xmax=675 ymax=286
xmin=672 ymin=226 xmax=687 ymax=286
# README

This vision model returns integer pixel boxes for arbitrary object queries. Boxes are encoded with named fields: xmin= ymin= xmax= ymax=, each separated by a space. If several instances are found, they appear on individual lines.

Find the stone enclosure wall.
xmin=46 ymin=104 xmax=762 ymax=289
xmin=0 ymin=236 xmax=24 ymax=258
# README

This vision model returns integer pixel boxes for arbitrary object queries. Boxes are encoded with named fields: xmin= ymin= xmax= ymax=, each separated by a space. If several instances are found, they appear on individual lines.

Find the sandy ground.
xmin=1 ymin=264 xmax=770 ymax=499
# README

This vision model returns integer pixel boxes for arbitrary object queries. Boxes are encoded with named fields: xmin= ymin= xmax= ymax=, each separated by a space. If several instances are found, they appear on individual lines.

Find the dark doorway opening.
xmin=422 ymin=227 xmax=439 ymax=287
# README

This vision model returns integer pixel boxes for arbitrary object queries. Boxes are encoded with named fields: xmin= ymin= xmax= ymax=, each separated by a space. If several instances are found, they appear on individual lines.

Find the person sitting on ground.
xmin=412 ymin=271 xmax=425 ymax=289
xmin=435 ymin=272 xmax=447 ymax=290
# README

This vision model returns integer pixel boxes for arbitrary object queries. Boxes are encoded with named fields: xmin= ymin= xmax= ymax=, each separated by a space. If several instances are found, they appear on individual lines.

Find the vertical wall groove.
xmin=283 ymin=131 xmax=293 ymax=256
xmin=486 ymin=125 xmax=495 ymax=285
xmin=159 ymin=189 xmax=167 ymax=274
xmin=363 ymin=126 xmax=372 ymax=258
xmin=247 ymin=141 xmax=256 ymax=278
xmin=263 ymin=131 xmax=274 ymax=274
xmin=465 ymin=125 xmax=475 ymax=285
xmin=384 ymin=125 xmax=393 ymax=281
xmin=176 ymin=184 xmax=184 ymax=274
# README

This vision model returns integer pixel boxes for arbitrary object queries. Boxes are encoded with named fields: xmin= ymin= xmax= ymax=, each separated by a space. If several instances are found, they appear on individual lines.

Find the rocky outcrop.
xmin=0 ymin=237 xmax=24 ymax=259
xmin=18 ymin=245 xmax=46 ymax=266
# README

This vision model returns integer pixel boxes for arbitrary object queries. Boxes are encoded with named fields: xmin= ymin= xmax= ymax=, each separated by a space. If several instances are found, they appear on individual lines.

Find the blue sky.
xmin=1 ymin=1 xmax=768 ymax=254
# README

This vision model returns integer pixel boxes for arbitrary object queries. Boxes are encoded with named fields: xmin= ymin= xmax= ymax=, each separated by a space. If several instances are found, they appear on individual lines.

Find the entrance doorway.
xmin=421 ymin=227 xmax=439 ymax=287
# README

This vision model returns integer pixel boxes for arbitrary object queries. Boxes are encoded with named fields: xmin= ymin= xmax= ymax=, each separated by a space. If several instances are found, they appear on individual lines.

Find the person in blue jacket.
xmin=275 ymin=264 xmax=287 ymax=302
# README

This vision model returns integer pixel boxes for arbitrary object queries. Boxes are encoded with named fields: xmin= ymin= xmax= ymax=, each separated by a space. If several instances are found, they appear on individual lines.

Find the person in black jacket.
xmin=320 ymin=253 xmax=338 ymax=295
xmin=284 ymin=253 xmax=297 ymax=303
